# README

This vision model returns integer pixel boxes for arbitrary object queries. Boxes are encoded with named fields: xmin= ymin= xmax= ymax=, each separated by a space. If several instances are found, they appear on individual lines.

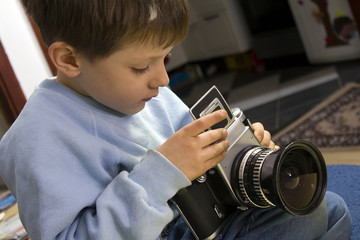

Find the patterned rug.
xmin=273 ymin=82 xmax=360 ymax=152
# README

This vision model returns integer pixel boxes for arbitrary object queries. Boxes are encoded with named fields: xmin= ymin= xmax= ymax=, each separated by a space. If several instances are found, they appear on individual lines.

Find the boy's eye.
xmin=132 ymin=66 xmax=150 ymax=74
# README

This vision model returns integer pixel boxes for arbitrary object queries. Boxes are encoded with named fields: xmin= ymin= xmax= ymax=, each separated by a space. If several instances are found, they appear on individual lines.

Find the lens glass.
xmin=279 ymin=149 xmax=318 ymax=210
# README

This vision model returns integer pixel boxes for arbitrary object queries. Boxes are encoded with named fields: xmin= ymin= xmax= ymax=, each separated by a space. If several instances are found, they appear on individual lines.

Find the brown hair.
xmin=21 ymin=0 xmax=190 ymax=59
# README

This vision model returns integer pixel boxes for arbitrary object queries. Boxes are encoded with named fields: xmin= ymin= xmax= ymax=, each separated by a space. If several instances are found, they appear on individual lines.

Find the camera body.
xmin=172 ymin=89 xmax=267 ymax=239
xmin=171 ymin=86 xmax=327 ymax=240
xmin=172 ymin=117 xmax=260 ymax=237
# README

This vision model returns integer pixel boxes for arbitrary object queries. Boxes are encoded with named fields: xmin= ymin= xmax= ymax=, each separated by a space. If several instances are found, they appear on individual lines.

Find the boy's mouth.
xmin=142 ymin=98 xmax=152 ymax=102
xmin=142 ymin=91 xmax=159 ymax=102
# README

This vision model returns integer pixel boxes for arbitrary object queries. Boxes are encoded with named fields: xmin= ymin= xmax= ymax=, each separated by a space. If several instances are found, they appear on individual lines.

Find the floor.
xmin=173 ymin=55 xmax=360 ymax=135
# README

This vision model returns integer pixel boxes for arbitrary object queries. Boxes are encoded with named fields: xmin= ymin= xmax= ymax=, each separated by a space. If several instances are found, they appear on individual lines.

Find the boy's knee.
xmin=322 ymin=191 xmax=352 ymax=239
xmin=325 ymin=191 xmax=350 ymax=219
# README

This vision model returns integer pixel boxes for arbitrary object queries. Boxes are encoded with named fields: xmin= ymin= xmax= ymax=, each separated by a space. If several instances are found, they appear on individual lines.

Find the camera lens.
xmin=279 ymin=150 xmax=317 ymax=208
xmin=231 ymin=140 xmax=327 ymax=216
xmin=276 ymin=142 xmax=327 ymax=215
xmin=281 ymin=167 xmax=300 ymax=190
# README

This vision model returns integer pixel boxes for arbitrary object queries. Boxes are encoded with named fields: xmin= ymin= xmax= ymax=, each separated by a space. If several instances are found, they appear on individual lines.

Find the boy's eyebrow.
xmin=130 ymin=55 xmax=163 ymax=63
xmin=147 ymin=54 xmax=168 ymax=61
xmin=126 ymin=55 xmax=164 ymax=66
xmin=131 ymin=48 xmax=173 ymax=62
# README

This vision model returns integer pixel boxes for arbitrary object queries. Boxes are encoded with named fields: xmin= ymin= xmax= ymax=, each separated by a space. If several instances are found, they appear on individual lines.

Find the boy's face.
xmin=67 ymin=43 xmax=172 ymax=114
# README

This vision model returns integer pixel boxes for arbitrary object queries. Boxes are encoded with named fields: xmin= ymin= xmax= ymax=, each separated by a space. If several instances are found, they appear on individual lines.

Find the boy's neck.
xmin=55 ymin=72 xmax=88 ymax=97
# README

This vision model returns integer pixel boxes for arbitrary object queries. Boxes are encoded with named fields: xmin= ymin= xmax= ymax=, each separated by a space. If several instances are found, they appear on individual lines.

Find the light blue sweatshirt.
xmin=0 ymin=79 xmax=193 ymax=239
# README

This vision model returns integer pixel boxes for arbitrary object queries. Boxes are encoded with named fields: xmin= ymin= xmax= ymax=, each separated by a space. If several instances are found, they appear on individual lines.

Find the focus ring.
xmin=253 ymin=149 xmax=275 ymax=207
xmin=238 ymin=147 xmax=262 ymax=207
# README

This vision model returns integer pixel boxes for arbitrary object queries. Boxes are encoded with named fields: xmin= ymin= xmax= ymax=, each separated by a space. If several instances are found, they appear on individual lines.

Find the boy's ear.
xmin=48 ymin=42 xmax=81 ymax=77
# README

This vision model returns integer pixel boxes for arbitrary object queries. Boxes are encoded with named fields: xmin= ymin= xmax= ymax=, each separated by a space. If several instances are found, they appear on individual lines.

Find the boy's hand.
xmin=252 ymin=122 xmax=279 ymax=150
xmin=157 ymin=110 xmax=230 ymax=181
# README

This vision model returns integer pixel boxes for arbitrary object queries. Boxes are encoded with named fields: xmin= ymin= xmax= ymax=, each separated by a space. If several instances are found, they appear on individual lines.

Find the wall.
xmin=0 ymin=0 xmax=52 ymax=99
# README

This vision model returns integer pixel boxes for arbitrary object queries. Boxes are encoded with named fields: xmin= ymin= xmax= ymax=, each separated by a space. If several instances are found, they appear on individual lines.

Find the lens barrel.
xmin=231 ymin=140 xmax=327 ymax=216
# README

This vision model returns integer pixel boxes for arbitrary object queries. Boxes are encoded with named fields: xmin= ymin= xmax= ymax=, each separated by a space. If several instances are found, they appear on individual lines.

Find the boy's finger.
xmin=260 ymin=130 xmax=271 ymax=147
xmin=252 ymin=122 xmax=264 ymax=142
xmin=202 ymin=138 xmax=229 ymax=158
xmin=203 ymin=146 xmax=228 ymax=169
xmin=184 ymin=110 xmax=228 ymax=136
xmin=198 ymin=128 xmax=228 ymax=148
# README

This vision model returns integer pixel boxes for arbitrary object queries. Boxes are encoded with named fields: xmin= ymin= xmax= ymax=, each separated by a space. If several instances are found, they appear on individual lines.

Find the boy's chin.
xmin=116 ymin=103 xmax=146 ymax=115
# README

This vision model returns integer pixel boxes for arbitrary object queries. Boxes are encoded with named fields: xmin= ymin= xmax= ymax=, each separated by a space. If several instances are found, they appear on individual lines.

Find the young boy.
xmin=0 ymin=0 xmax=352 ymax=239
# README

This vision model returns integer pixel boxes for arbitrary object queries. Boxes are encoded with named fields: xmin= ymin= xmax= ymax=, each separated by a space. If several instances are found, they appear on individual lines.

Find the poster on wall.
xmin=288 ymin=0 xmax=360 ymax=63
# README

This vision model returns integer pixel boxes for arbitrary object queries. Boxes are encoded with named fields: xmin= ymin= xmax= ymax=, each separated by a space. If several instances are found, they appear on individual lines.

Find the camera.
xmin=171 ymin=86 xmax=327 ymax=240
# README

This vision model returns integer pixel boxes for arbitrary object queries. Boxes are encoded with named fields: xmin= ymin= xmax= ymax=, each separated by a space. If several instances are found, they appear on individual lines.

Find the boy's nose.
xmin=150 ymin=65 xmax=170 ymax=88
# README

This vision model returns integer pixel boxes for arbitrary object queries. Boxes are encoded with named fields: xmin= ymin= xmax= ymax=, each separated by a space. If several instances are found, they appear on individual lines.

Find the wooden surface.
xmin=323 ymin=150 xmax=360 ymax=165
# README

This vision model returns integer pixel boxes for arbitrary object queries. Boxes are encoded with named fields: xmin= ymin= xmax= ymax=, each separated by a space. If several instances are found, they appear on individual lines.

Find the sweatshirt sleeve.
xmin=0 ymin=90 xmax=191 ymax=240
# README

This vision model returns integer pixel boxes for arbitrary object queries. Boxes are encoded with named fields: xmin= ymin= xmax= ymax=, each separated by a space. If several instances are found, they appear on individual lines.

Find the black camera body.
xmin=171 ymin=86 xmax=327 ymax=240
